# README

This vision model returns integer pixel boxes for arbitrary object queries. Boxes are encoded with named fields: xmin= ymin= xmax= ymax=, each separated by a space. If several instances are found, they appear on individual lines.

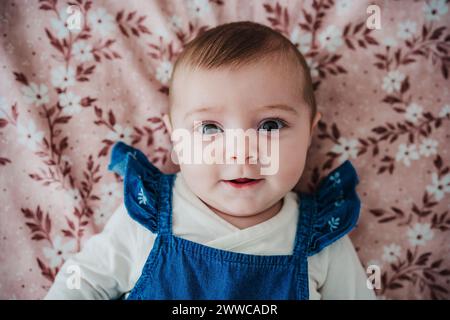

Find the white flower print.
xmin=290 ymin=26 xmax=312 ymax=54
xmin=407 ymin=223 xmax=434 ymax=247
xmin=336 ymin=0 xmax=352 ymax=15
xmin=404 ymin=103 xmax=423 ymax=123
xmin=382 ymin=70 xmax=405 ymax=94
xmin=423 ymin=0 xmax=448 ymax=21
xmin=43 ymin=236 xmax=76 ymax=268
xmin=50 ymin=8 xmax=80 ymax=39
xmin=154 ymin=25 xmax=170 ymax=39
xmin=156 ymin=60 xmax=173 ymax=84
xmin=419 ymin=138 xmax=438 ymax=157
xmin=426 ymin=173 xmax=450 ymax=201
xmin=306 ymin=58 xmax=319 ymax=77
xmin=27 ymin=283 xmax=41 ymax=296
xmin=318 ymin=25 xmax=343 ymax=52
xmin=439 ymin=104 xmax=450 ymax=117
xmin=100 ymin=183 xmax=121 ymax=201
xmin=67 ymin=188 xmax=82 ymax=204
xmin=397 ymin=20 xmax=417 ymax=39
xmin=72 ymin=41 xmax=93 ymax=63
xmin=5 ymin=42 xmax=14 ymax=55
xmin=106 ymin=124 xmax=133 ymax=144
xmin=21 ymin=83 xmax=49 ymax=106
xmin=51 ymin=66 xmax=76 ymax=89
xmin=17 ymin=120 xmax=44 ymax=151
xmin=187 ymin=0 xmax=212 ymax=18
xmin=331 ymin=137 xmax=359 ymax=163
xmin=93 ymin=207 xmax=111 ymax=226
xmin=169 ymin=15 xmax=183 ymax=30
xmin=61 ymin=155 xmax=73 ymax=166
xmin=59 ymin=92 xmax=82 ymax=115
xmin=382 ymin=243 xmax=401 ymax=263
xmin=88 ymin=8 xmax=115 ymax=37
xmin=382 ymin=37 xmax=398 ymax=48
xmin=395 ymin=143 xmax=419 ymax=167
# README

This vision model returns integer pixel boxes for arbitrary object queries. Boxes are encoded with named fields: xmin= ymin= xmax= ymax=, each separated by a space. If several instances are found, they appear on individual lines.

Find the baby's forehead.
xmin=170 ymin=54 xmax=306 ymax=105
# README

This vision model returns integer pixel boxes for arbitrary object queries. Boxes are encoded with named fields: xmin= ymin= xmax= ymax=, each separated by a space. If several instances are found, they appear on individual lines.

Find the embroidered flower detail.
xmin=328 ymin=217 xmax=340 ymax=232
xmin=332 ymin=189 xmax=345 ymax=207
xmin=329 ymin=172 xmax=341 ymax=185
xmin=137 ymin=187 xmax=148 ymax=205
xmin=127 ymin=151 xmax=137 ymax=160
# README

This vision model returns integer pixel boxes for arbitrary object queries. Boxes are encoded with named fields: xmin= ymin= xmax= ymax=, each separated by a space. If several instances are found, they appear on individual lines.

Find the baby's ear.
xmin=309 ymin=111 xmax=322 ymax=147
xmin=162 ymin=113 xmax=173 ymax=138
xmin=162 ymin=113 xmax=181 ymax=167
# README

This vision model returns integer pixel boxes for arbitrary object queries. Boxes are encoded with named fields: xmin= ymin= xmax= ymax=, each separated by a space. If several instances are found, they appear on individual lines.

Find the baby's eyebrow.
xmin=259 ymin=104 xmax=299 ymax=116
xmin=184 ymin=106 xmax=223 ymax=121
xmin=184 ymin=103 xmax=299 ymax=121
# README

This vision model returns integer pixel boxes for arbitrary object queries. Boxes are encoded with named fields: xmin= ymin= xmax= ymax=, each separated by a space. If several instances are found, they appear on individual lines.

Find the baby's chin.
xmin=208 ymin=198 xmax=279 ymax=217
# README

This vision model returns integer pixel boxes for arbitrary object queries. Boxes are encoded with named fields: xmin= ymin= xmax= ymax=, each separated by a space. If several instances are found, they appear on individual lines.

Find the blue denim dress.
xmin=107 ymin=141 xmax=361 ymax=300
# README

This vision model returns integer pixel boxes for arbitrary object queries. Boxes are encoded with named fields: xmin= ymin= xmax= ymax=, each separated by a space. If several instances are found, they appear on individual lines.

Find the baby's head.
xmin=162 ymin=21 xmax=322 ymax=218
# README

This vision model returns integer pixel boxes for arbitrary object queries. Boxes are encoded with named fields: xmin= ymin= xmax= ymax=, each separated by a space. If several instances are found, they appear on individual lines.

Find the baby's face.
xmin=165 ymin=57 xmax=321 ymax=217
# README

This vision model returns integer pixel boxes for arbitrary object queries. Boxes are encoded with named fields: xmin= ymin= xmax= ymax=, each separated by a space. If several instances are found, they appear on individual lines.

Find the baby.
xmin=45 ymin=21 xmax=376 ymax=300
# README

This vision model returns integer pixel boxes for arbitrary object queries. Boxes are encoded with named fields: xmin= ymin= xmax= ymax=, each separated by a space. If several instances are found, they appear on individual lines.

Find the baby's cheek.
xmin=276 ymin=144 xmax=307 ymax=186
xmin=180 ymin=163 xmax=213 ymax=192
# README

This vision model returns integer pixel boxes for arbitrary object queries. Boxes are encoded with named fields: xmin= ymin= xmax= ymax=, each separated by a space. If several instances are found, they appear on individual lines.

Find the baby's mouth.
xmin=222 ymin=178 xmax=264 ymax=189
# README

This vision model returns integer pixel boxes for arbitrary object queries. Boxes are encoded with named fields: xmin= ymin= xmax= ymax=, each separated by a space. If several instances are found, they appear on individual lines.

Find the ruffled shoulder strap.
xmin=305 ymin=160 xmax=361 ymax=256
xmin=107 ymin=141 xmax=175 ymax=234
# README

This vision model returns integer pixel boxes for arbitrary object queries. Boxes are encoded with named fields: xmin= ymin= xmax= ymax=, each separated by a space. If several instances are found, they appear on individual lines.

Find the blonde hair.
xmin=168 ymin=21 xmax=317 ymax=124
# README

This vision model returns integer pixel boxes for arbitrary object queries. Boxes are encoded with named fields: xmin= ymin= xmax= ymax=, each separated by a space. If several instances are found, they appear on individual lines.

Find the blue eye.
xmin=258 ymin=119 xmax=286 ymax=131
xmin=198 ymin=122 xmax=223 ymax=135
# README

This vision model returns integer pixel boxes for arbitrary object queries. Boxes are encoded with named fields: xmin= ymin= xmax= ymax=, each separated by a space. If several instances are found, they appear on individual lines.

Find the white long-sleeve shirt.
xmin=45 ymin=172 xmax=376 ymax=300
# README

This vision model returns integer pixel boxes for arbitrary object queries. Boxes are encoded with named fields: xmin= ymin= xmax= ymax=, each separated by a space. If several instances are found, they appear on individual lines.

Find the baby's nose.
xmin=224 ymin=134 xmax=258 ymax=164
xmin=228 ymin=153 xmax=257 ymax=164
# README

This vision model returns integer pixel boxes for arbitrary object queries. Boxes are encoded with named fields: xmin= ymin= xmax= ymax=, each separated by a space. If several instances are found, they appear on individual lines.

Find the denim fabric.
xmin=107 ymin=141 xmax=361 ymax=300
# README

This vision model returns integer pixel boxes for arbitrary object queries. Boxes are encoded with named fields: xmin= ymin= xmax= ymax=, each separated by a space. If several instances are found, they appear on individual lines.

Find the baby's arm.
xmin=44 ymin=203 xmax=155 ymax=299
xmin=318 ymin=235 xmax=377 ymax=299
